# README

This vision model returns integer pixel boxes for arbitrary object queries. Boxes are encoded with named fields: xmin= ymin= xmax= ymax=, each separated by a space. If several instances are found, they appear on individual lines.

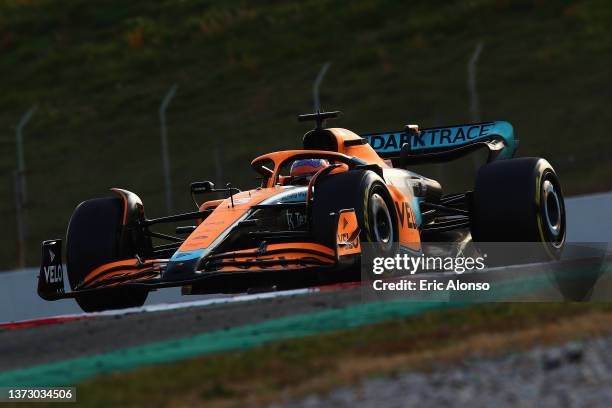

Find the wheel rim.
xmin=370 ymin=193 xmax=393 ymax=247
xmin=542 ymin=179 xmax=562 ymax=239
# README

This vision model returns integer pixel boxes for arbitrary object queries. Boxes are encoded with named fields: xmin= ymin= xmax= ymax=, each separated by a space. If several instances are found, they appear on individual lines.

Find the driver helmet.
xmin=289 ymin=159 xmax=330 ymax=183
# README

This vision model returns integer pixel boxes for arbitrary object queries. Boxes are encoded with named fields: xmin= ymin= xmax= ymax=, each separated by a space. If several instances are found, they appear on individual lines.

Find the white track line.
xmin=2 ymin=287 xmax=318 ymax=326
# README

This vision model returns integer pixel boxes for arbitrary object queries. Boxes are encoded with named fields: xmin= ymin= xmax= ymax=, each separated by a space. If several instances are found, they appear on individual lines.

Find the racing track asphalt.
xmin=0 ymin=284 xmax=366 ymax=373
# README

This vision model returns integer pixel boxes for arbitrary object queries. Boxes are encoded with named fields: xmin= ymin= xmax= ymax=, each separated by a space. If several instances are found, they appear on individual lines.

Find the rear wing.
xmin=362 ymin=121 xmax=517 ymax=166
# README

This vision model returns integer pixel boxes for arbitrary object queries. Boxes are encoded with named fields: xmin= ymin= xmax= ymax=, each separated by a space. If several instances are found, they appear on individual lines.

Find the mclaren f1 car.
xmin=38 ymin=110 xmax=566 ymax=311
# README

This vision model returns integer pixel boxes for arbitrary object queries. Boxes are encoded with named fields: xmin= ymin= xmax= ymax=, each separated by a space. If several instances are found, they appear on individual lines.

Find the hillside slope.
xmin=0 ymin=0 xmax=610 ymax=269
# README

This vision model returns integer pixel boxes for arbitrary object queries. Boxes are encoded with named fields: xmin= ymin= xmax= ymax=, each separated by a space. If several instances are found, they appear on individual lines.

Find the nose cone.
xmin=163 ymin=249 xmax=205 ymax=281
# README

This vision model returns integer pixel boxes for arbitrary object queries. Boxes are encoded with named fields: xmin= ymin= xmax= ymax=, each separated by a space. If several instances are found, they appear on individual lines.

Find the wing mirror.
xmin=190 ymin=181 xmax=241 ymax=209
xmin=191 ymin=181 xmax=215 ymax=194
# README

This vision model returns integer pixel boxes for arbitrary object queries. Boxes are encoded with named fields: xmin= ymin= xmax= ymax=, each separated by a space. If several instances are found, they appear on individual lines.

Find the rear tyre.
xmin=470 ymin=157 xmax=566 ymax=260
xmin=311 ymin=170 xmax=398 ymax=257
xmin=66 ymin=197 xmax=148 ymax=312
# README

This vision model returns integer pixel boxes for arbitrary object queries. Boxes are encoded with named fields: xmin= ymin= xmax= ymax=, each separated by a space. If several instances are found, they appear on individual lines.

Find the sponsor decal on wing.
xmin=364 ymin=122 xmax=497 ymax=154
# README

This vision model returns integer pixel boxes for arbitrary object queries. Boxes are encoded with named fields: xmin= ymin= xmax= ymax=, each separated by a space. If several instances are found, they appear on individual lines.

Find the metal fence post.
xmin=467 ymin=43 xmax=483 ymax=123
xmin=214 ymin=142 xmax=224 ymax=186
xmin=467 ymin=43 xmax=484 ymax=170
xmin=16 ymin=105 xmax=37 ymax=205
xmin=14 ymin=105 xmax=36 ymax=268
xmin=313 ymin=62 xmax=331 ymax=111
xmin=14 ymin=171 xmax=25 ymax=269
xmin=159 ymin=84 xmax=178 ymax=214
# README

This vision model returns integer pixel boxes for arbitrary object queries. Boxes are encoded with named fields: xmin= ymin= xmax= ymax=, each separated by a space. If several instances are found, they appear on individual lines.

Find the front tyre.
xmin=66 ymin=197 xmax=148 ymax=312
xmin=311 ymin=170 xmax=399 ymax=254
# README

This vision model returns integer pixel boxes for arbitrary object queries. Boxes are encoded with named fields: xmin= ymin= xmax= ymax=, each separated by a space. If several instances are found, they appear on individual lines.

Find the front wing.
xmin=38 ymin=210 xmax=361 ymax=300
